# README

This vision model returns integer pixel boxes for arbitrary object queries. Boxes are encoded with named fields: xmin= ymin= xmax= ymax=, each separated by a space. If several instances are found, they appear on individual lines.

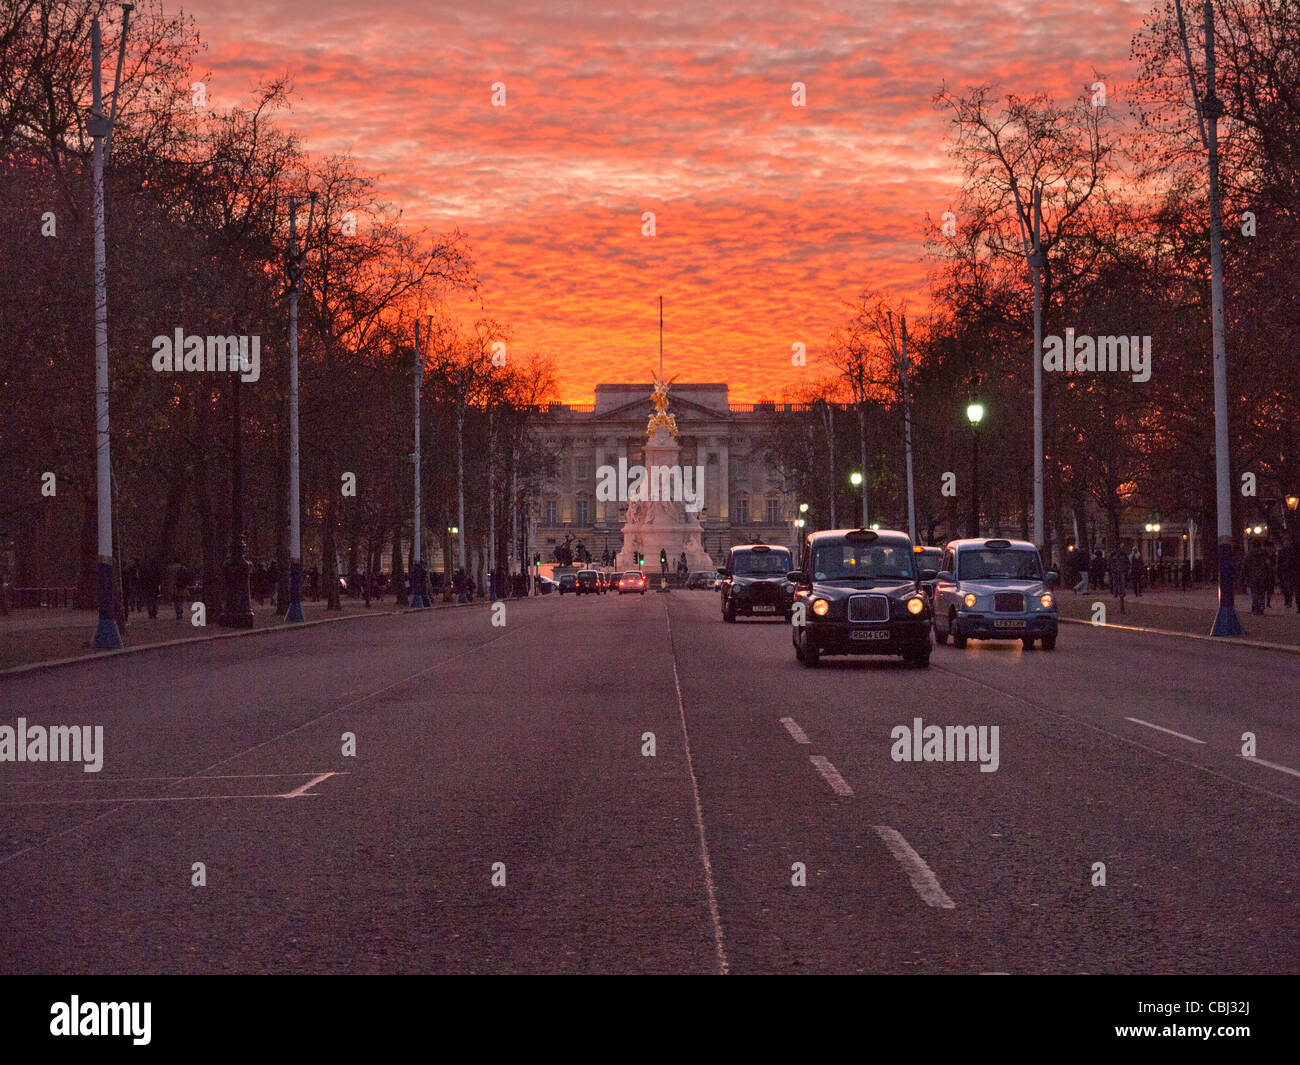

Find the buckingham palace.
xmin=531 ymin=383 xmax=800 ymax=563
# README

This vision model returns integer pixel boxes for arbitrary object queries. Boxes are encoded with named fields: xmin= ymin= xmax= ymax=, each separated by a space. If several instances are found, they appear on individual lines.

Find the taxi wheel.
xmin=1042 ymin=634 xmax=1057 ymax=651
xmin=1021 ymin=636 xmax=1035 ymax=650
xmin=723 ymin=597 xmax=737 ymax=623
xmin=802 ymin=636 xmax=820 ymax=668
xmin=951 ymin=621 xmax=967 ymax=650
xmin=934 ymin=625 xmax=948 ymax=645
xmin=794 ymin=629 xmax=805 ymax=660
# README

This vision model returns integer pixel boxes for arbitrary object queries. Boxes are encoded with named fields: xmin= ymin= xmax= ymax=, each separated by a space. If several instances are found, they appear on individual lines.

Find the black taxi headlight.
xmin=812 ymin=598 xmax=830 ymax=617
xmin=906 ymin=596 xmax=925 ymax=615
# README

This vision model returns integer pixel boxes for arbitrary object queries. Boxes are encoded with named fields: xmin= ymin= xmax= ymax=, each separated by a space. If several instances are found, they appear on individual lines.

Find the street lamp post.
xmin=411 ymin=316 xmax=430 ymax=608
xmin=284 ymin=190 xmax=316 ymax=623
xmin=850 ymin=472 xmax=864 ymax=528
xmin=967 ymin=402 xmax=984 ymax=538
xmin=88 ymin=8 xmax=133 ymax=650
xmin=890 ymin=311 xmax=917 ymax=542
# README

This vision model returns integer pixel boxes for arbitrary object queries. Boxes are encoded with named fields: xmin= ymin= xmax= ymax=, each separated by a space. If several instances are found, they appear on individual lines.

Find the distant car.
xmin=913 ymin=546 xmax=943 ymax=603
xmin=789 ymin=528 xmax=933 ymax=668
xmin=558 ymin=574 xmax=577 ymax=595
xmin=719 ymin=543 xmax=794 ymax=622
xmin=618 ymin=570 xmax=647 ymax=595
xmin=536 ymin=576 xmax=558 ymax=595
xmin=576 ymin=569 xmax=599 ymax=595
xmin=687 ymin=571 xmax=715 ymax=589
xmin=932 ymin=538 xmax=1058 ymax=650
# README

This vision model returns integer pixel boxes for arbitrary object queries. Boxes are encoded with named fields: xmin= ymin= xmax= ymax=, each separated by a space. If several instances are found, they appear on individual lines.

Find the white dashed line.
xmin=665 ymin=608 xmax=730 ymax=975
xmin=1242 ymin=756 xmax=1300 ymax=780
xmin=279 ymin=772 xmax=337 ymax=798
xmin=872 ymin=826 xmax=956 ymax=909
xmin=1125 ymin=717 xmax=1206 ymax=744
xmin=809 ymin=755 xmax=853 ymax=796
xmin=779 ymin=717 xmax=810 ymax=744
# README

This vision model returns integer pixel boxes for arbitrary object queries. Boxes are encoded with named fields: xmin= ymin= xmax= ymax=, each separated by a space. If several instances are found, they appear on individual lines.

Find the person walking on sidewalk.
xmin=1279 ymin=540 xmax=1296 ymax=609
xmin=166 ymin=559 xmax=185 ymax=620
xmin=1128 ymin=547 xmax=1144 ymax=597
xmin=142 ymin=557 xmax=160 ymax=619
xmin=1108 ymin=549 xmax=1125 ymax=599
xmin=1245 ymin=543 xmax=1273 ymax=616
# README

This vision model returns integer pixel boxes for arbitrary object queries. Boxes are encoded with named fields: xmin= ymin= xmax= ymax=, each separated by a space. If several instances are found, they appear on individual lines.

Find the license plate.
xmin=993 ymin=619 xmax=1025 ymax=629
xmin=752 ymin=605 xmax=776 ymax=613
xmin=851 ymin=630 xmax=890 ymax=640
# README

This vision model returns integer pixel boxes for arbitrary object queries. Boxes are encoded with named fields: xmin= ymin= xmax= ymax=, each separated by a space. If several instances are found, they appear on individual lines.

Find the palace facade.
xmin=530 ymin=383 xmax=800 ymax=564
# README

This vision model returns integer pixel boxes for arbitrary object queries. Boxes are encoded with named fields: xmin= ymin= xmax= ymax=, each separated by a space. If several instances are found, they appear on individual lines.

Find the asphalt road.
xmin=1 ymin=590 xmax=1298 ymax=973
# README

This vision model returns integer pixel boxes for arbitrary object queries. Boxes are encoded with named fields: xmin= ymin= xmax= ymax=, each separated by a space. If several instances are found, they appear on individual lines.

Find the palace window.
xmin=735 ymin=495 xmax=750 ymax=525
xmin=575 ymin=499 xmax=590 ymax=526
xmin=766 ymin=498 xmax=782 ymax=524
xmin=544 ymin=500 xmax=558 ymax=527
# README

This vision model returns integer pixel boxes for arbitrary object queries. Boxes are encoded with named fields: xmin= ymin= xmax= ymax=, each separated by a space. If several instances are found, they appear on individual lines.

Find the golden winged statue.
xmin=646 ymin=370 xmax=679 ymax=439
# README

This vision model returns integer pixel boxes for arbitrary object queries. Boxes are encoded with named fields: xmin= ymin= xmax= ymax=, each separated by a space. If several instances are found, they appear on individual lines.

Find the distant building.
xmin=531 ymin=383 xmax=801 ymax=563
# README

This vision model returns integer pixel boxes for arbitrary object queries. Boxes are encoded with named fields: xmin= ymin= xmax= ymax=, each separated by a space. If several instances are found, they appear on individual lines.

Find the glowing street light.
xmin=967 ymin=402 xmax=984 ymax=537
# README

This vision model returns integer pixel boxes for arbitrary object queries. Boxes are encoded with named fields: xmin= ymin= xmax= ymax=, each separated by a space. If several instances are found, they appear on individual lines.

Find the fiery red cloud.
xmin=186 ymin=0 xmax=1152 ymax=402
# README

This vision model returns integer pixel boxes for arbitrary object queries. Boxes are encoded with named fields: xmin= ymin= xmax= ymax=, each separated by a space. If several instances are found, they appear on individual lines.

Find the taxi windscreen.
xmin=957 ymin=549 xmax=1043 ymax=580
xmin=811 ymin=543 xmax=913 ymax=580
xmin=732 ymin=551 xmax=790 ymax=575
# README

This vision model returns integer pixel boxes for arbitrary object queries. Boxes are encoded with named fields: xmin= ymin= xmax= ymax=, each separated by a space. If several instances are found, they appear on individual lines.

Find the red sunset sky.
xmin=186 ymin=0 xmax=1155 ymax=403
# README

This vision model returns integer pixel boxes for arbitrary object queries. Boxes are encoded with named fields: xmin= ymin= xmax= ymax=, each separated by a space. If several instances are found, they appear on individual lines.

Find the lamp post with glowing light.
xmin=850 ymin=472 xmax=864 ymax=528
xmin=967 ymin=402 xmax=985 ymax=538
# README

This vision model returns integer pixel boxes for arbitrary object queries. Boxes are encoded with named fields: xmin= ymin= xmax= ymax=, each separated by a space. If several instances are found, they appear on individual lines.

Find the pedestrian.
xmin=141 ymin=557 xmax=160 ymax=619
xmin=125 ymin=559 xmax=143 ymax=613
xmin=1245 ymin=544 xmax=1273 ymax=616
xmin=1128 ymin=547 xmax=1144 ymax=597
xmin=1108 ymin=549 xmax=1125 ymax=598
xmin=166 ymin=559 xmax=185 ymax=620
xmin=1072 ymin=550 xmax=1089 ymax=595
xmin=1278 ymin=541 xmax=1296 ymax=609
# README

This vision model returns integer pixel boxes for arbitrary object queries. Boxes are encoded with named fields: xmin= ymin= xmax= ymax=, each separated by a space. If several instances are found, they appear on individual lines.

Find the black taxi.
xmin=718 ymin=543 xmax=794 ymax=622
xmin=788 ymin=528 xmax=934 ymax=668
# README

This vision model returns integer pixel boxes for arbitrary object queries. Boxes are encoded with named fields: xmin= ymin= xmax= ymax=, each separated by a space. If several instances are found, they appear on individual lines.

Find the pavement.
xmin=1 ymin=589 xmax=1298 ymax=973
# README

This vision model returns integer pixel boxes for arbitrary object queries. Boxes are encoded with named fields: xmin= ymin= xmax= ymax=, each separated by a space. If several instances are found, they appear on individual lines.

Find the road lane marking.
xmin=872 ymin=826 xmax=957 ymax=909
xmin=1125 ymin=718 xmax=1206 ymax=744
xmin=809 ymin=755 xmax=853 ymax=796
xmin=665 ymin=608 xmax=730 ymax=975
xmin=933 ymin=664 xmax=1300 ymax=810
xmin=0 ymin=771 xmax=351 ymax=786
xmin=1243 ymin=756 xmax=1300 ymax=780
xmin=279 ymin=772 xmax=337 ymax=798
xmin=0 ymin=793 xmax=324 ymax=805
xmin=0 ymin=622 xmax=525 ymax=870
xmin=779 ymin=717 xmax=810 ymax=744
